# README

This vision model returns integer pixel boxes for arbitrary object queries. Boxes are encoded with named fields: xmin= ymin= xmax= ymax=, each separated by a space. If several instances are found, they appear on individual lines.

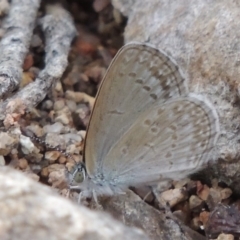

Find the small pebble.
xmin=0 ymin=0 xmax=9 ymax=16
xmin=0 ymin=155 xmax=5 ymax=166
xmin=54 ymin=99 xmax=66 ymax=111
xmin=62 ymin=133 xmax=83 ymax=143
xmin=55 ymin=113 xmax=70 ymax=125
xmin=59 ymin=156 xmax=67 ymax=164
xmin=18 ymin=158 xmax=28 ymax=169
xmin=26 ymin=124 xmax=44 ymax=137
xmin=216 ymin=233 xmax=234 ymax=240
xmin=0 ymin=132 xmax=19 ymax=155
xmin=55 ymin=81 xmax=64 ymax=95
xmin=45 ymin=151 xmax=61 ymax=163
xmin=199 ymin=211 xmax=210 ymax=227
xmin=206 ymin=188 xmax=222 ymax=211
xmin=220 ymin=188 xmax=232 ymax=200
xmin=25 ymin=172 xmax=40 ymax=182
xmin=20 ymin=135 xmax=36 ymax=154
xmin=41 ymin=167 xmax=49 ymax=177
xmin=42 ymin=100 xmax=53 ymax=110
xmin=45 ymin=133 xmax=66 ymax=149
xmin=66 ymin=100 xmax=77 ymax=112
xmin=43 ymin=122 xmax=64 ymax=134
xmin=160 ymin=188 xmax=188 ymax=208
xmin=134 ymin=186 xmax=154 ymax=202
xmin=21 ymin=72 xmax=34 ymax=87
xmin=189 ymin=195 xmax=204 ymax=211
xmin=23 ymin=53 xmax=34 ymax=71
xmin=47 ymin=164 xmax=67 ymax=188
xmin=173 ymin=178 xmax=190 ymax=189
xmin=190 ymin=216 xmax=201 ymax=230
xmin=197 ymin=183 xmax=210 ymax=201
xmin=172 ymin=210 xmax=188 ymax=223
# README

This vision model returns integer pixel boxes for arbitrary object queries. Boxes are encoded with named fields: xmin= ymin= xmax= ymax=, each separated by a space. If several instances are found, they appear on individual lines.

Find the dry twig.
xmin=0 ymin=0 xmax=40 ymax=98
xmin=0 ymin=4 xmax=76 ymax=121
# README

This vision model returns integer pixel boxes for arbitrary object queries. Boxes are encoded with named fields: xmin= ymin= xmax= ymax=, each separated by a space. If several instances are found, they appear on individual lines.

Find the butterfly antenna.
xmin=21 ymin=126 xmax=77 ymax=161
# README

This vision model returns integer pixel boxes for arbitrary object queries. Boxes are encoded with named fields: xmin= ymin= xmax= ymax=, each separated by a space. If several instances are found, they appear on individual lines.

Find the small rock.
xmin=185 ymin=180 xmax=197 ymax=193
xmin=43 ymin=122 xmax=64 ymax=134
xmin=18 ymin=158 xmax=28 ymax=170
xmin=20 ymin=135 xmax=37 ymax=154
xmin=93 ymin=0 xmax=110 ymax=12
xmin=62 ymin=133 xmax=83 ymax=144
xmin=0 ymin=132 xmax=19 ymax=156
xmin=25 ymin=172 xmax=40 ymax=182
xmin=25 ymin=152 xmax=44 ymax=164
xmin=48 ymin=164 xmax=67 ymax=189
xmin=75 ymin=34 xmax=99 ymax=56
xmin=41 ymin=100 xmax=53 ymax=110
xmin=133 ymin=186 xmax=154 ymax=202
xmin=66 ymin=100 xmax=77 ymax=112
xmin=216 ymin=233 xmax=234 ymax=240
xmin=75 ymin=104 xmax=91 ymax=127
xmin=173 ymin=178 xmax=190 ymax=189
xmin=59 ymin=156 xmax=67 ymax=164
xmin=189 ymin=195 xmax=204 ymax=211
xmin=206 ymin=188 xmax=222 ymax=211
xmin=65 ymin=90 xmax=95 ymax=110
xmin=0 ymin=156 xmax=5 ymax=166
xmin=23 ymin=53 xmax=34 ymax=71
xmin=172 ymin=210 xmax=188 ymax=223
xmin=211 ymin=178 xmax=219 ymax=189
xmin=0 ymin=0 xmax=9 ymax=16
xmin=45 ymin=151 xmax=61 ymax=163
xmin=197 ymin=183 xmax=210 ymax=201
xmin=84 ymin=65 xmax=106 ymax=83
xmin=78 ymin=130 xmax=86 ymax=139
xmin=190 ymin=216 xmax=201 ymax=230
xmin=45 ymin=133 xmax=66 ymax=149
xmin=20 ymin=72 xmax=34 ymax=87
xmin=65 ymin=145 xmax=81 ymax=157
xmin=79 ymin=73 xmax=89 ymax=82
xmin=160 ymin=188 xmax=188 ymax=208
xmin=55 ymin=81 xmax=64 ymax=96
xmin=30 ymin=163 xmax=45 ymax=173
xmin=26 ymin=124 xmax=44 ymax=137
xmin=55 ymin=113 xmax=70 ymax=125
xmin=220 ymin=188 xmax=232 ymax=200
xmin=53 ymin=99 xmax=66 ymax=111
xmin=41 ymin=167 xmax=49 ymax=177
xmin=199 ymin=211 xmax=210 ymax=228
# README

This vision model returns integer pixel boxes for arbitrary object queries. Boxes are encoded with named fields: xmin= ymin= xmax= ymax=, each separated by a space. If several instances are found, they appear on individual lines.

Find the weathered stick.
xmin=0 ymin=0 xmax=40 ymax=98
xmin=0 ymin=4 xmax=76 ymax=120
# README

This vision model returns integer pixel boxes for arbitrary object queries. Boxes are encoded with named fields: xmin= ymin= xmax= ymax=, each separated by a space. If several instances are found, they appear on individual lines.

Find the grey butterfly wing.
xmin=83 ymin=43 xmax=218 ymax=188
xmin=100 ymin=95 xmax=219 ymax=187
xmin=84 ymin=43 xmax=188 ymax=177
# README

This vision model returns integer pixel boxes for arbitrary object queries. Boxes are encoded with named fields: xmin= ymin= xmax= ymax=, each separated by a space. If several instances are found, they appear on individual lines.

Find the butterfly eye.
xmin=68 ymin=163 xmax=86 ymax=184
xmin=73 ymin=170 xmax=84 ymax=183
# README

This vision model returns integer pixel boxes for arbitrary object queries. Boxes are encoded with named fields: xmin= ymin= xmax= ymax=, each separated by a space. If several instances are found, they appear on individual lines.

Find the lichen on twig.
xmin=0 ymin=4 xmax=77 ymax=121
xmin=0 ymin=0 xmax=40 ymax=98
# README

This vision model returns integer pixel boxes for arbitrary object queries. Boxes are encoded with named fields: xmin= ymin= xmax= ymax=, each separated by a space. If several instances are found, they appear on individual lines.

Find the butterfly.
xmin=68 ymin=42 xmax=219 ymax=202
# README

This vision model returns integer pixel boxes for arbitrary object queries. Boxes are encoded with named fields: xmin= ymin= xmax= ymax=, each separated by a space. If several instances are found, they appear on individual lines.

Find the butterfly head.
xmin=67 ymin=162 xmax=86 ymax=185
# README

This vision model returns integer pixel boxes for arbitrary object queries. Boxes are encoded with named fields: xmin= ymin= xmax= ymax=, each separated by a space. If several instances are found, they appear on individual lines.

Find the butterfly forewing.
xmin=83 ymin=43 xmax=219 ymax=188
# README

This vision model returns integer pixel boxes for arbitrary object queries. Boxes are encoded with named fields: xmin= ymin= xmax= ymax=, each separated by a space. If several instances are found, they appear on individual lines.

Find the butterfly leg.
xmin=78 ymin=191 xmax=84 ymax=204
xmin=91 ymin=190 xmax=103 ymax=210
